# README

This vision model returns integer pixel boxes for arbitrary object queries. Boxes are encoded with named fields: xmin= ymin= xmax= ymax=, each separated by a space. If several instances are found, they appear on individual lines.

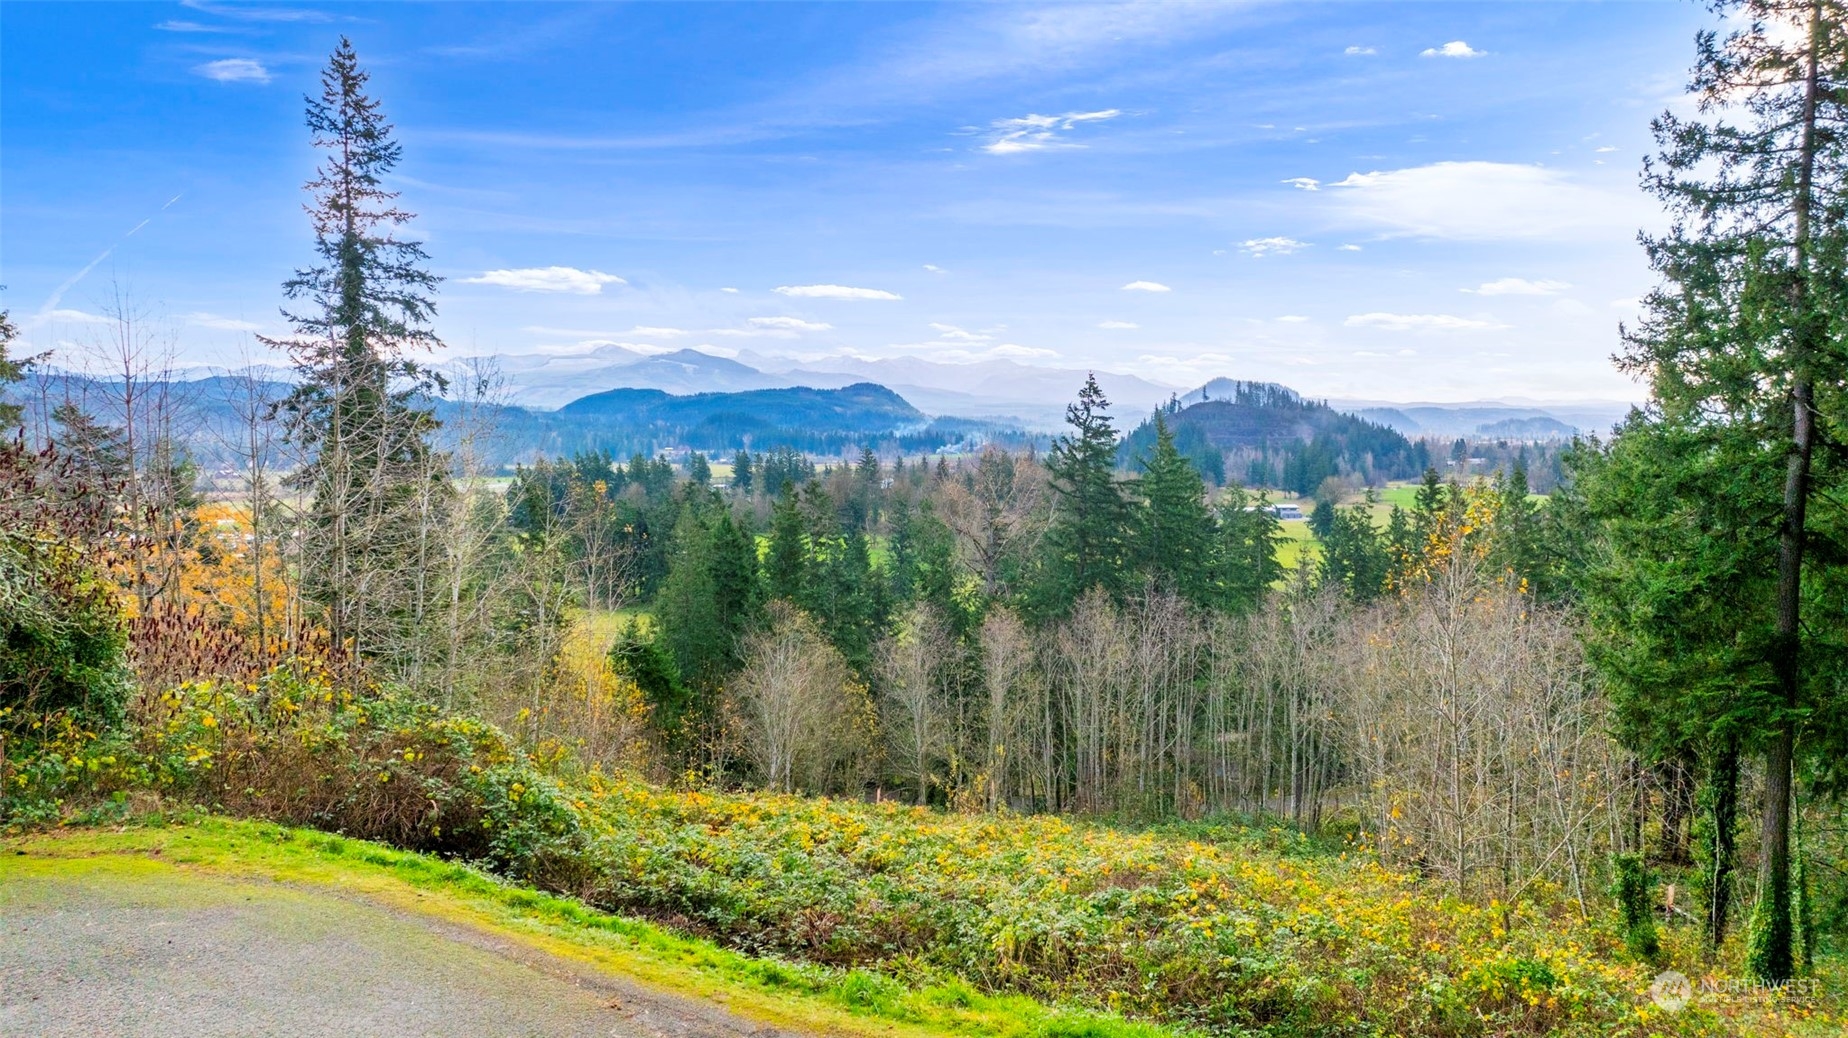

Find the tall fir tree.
xmin=1132 ymin=413 xmax=1216 ymax=606
xmin=1036 ymin=374 xmax=1130 ymax=613
xmin=268 ymin=37 xmax=449 ymax=661
xmin=1603 ymin=0 xmax=1848 ymax=981
xmin=766 ymin=485 xmax=808 ymax=603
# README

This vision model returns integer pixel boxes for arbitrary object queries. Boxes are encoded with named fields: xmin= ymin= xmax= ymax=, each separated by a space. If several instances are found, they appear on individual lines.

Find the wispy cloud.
xmin=923 ymin=264 xmax=944 ymax=272
xmin=1464 ymin=277 xmax=1570 ymax=296
xmin=1282 ymin=177 xmax=1320 ymax=191
xmin=930 ymin=322 xmax=993 ymax=342
xmin=1121 ymin=280 xmax=1172 ymax=292
xmin=720 ymin=287 xmax=740 ymax=294
xmin=889 ymin=341 xmax=1058 ymax=363
xmin=193 ymin=58 xmax=271 ymax=84
xmin=1098 ymin=320 xmax=1138 ymax=330
xmin=627 ymin=326 xmax=688 ymax=338
xmin=749 ymin=316 xmax=832 ymax=332
xmin=1421 ymin=40 xmax=1485 ymax=59
xmin=774 ymin=284 xmax=902 ymax=300
xmin=1344 ymin=45 xmax=1377 ymax=56
xmin=183 ymin=312 xmax=263 ymax=331
xmin=1327 ymin=162 xmax=1646 ymax=241
xmin=462 ymin=266 xmax=626 ymax=294
xmin=180 ymin=0 xmax=333 ymax=24
xmin=41 ymin=308 xmax=111 ymax=325
xmin=1241 ymin=237 xmax=1309 ymax=257
xmin=981 ymin=109 xmax=1121 ymax=155
xmin=1344 ymin=312 xmax=1506 ymax=331
xmin=156 ymin=20 xmax=244 ymax=33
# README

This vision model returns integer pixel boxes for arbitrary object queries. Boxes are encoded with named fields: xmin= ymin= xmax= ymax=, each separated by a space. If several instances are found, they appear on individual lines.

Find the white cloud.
xmin=1421 ymin=40 xmax=1485 ymax=59
xmin=749 ymin=316 xmax=833 ymax=332
xmin=1344 ymin=45 xmax=1378 ymax=56
xmin=183 ymin=312 xmax=262 ymax=331
xmin=1098 ymin=320 xmax=1138 ymax=330
xmin=1120 ymin=280 xmax=1172 ymax=292
xmin=774 ymin=284 xmax=902 ymax=300
xmin=462 ymin=266 xmax=627 ymax=294
xmin=982 ymin=108 xmax=1121 ymax=154
xmin=627 ymin=326 xmax=689 ymax=337
xmin=720 ymin=287 xmax=740 ymax=293
xmin=930 ymin=322 xmax=992 ymax=342
xmin=886 ymin=341 xmax=1058 ymax=363
xmin=923 ymin=264 xmax=944 ymax=272
xmin=1344 ymin=312 xmax=1507 ymax=332
xmin=1595 ymin=146 xmax=1619 ymax=153
xmin=1326 ymin=161 xmax=1646 ymax=240
xmin=193 ymin=58 xmax=271 ymax=83
xmin=986 ymin=343 xmax=1058 ymax=359
xmin=1275 ymin=315 xmax=1310 ymax=323
xmin=1464 ymin=277 xmax=1570 ymax=296
xmin=1282 ymin=177 xmax=1320 ymax=191
xmin=1241 ymin=237 xmax=1309 ymax=257
xmin=1337 ymin=244 xmax=1363 ymax=251
xmin=40 ymin=308 xmax=110 ymax=325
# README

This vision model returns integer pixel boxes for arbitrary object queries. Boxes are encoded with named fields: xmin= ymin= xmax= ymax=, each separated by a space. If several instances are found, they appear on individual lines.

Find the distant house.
xmin=1266 ymin=504 xmax=1304 ymax=521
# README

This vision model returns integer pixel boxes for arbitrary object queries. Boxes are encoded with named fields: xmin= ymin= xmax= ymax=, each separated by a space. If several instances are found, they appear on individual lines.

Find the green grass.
xmin=1 ymin=817 xmax=1173 ymax=1038
xmin=578 ymin=606 xmax=654 ymax=647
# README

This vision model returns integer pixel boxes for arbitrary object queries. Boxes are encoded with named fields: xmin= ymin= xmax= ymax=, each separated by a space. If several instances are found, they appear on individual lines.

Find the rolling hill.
xmin=1123 ymin=381 xmax=1429 ymax=493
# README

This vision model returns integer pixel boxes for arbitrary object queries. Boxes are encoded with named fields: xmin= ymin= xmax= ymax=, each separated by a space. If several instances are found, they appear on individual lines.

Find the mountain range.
xmin=460 ymin=345 xmax=1181 ymax=425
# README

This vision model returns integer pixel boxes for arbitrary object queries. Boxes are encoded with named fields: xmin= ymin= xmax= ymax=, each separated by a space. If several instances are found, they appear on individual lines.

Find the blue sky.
xmin=3 ymin=1 xmax=1708 ymax=402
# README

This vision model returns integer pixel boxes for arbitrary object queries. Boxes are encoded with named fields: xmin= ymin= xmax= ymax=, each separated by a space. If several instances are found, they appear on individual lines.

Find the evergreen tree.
xmin=687 ymin=451 xmax=711 ymax=487
xmin=608 ymin=619 xmax=690 ymax=746
xmin=1575 ymin=416 xmax=1773 ymax=950
xmin=1603 ymin=0 xmax=1848 ymax=979
xmin=1036 ymin=374 xmax=1130 ymax=612
xmin=0 ymin=312 xmax=34 ymax=431
xmin=49 ymin=403 xmax=130 ymax=490
xmin=766 ymin=485 xmax=807 ymax=602
xmin=267 ymin=37 xmax=448 ymax=660
xmin=731 ymin=449 xmax=753 ymax=495
xmin=1212 ymin=485 xmax=1283 ymax=612
xmin=655 ymin=504 xmax=761 ymax=702
xmin=1132 ymin=413 xmax=1215 ymax=605
xmin=1317 ymin=495 xmax=1390 ymax=602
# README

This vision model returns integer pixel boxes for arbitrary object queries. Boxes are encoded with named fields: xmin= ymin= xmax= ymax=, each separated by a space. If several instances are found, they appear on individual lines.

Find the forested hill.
xmin=1121 ymin=380 xmax=1430 ymax=493
xmin=9 ymin=374 xmax=1007 ymax=470
xmin=560 ymin=381 xmax=923 ymax=436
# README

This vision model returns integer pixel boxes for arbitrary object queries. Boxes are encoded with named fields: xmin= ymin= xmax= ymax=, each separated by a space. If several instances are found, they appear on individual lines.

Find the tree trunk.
xmin=1707 ymin=737 xmax=1740 ymax=953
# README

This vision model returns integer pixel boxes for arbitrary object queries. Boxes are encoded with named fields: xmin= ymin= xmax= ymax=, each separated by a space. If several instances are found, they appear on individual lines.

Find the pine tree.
xmin=766 ymin=485 xmax=807 ymax=602
xmin=0 ymin=312 xmax=33 ymax=431
xmin=1132 ymin=413 xmax=1215 ymax=605
xmin=1212 ymin=484 xmax=1283 ymax=612
xmin=50 ymin=403 xmax=130 ymax=490
xmin=268 ymin=37 xmax=448 ymax=661
xmin=1036 ymin=374 xmax=1130 ymax=613
xmin=1607 ymin=0 xmax=1848 ymax=979
xmin=731 ymin=449 xmax=753 ymax=495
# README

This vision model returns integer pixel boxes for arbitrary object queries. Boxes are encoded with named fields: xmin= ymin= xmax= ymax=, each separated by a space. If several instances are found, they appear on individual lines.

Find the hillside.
xmin=1123 ymin=381 xmax=1429 ymax=492
xmin=7 ymin=373 xmax=1013 ymax=470
xmin=560 ymin=381 xmax=924 ymax=435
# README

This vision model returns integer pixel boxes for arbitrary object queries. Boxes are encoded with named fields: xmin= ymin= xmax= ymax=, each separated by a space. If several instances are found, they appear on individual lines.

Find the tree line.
xmin=7 ymin=6 xmax=1848 ymax=984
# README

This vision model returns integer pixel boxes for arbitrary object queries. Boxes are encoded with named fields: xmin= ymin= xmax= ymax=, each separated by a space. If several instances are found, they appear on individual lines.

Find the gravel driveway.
xmin=0 ymin=858 xmax=794 ymax=1038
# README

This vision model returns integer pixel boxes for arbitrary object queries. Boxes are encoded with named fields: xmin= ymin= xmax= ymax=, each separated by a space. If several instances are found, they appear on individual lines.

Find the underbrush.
xmin=4 ymin=681 xmax=1840 ymax=1037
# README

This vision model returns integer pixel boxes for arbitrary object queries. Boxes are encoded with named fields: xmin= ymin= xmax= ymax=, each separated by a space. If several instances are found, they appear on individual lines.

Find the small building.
xmin=1267 ymin=503 xmax=1304 ymax=521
